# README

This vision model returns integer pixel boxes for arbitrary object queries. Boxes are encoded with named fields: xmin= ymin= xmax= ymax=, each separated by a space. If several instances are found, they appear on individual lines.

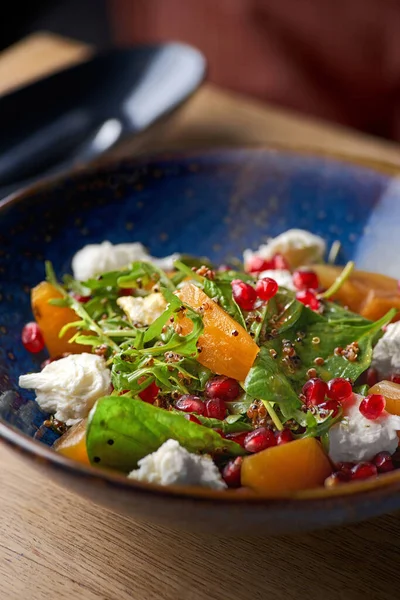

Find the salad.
xmin=18 ymin=230 xmax=400 ymax=495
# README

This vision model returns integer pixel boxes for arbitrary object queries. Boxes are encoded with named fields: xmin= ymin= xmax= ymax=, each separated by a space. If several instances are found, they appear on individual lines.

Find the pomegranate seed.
xmin=327 ymin=378 xmax=353 ymax=402
xmin=205 ymin=398 xmax=227 ymax=420
xmin=119 ymin=287 xmax=134 ymax=296
xmin=275 ymin=428 xmax=293 ymax=445
xmin=205 ymin=376 xmax=241 ymax=401
xmin=337 ymin=461 xmax=355 ymax=471
xmin=244 ymin=427 xmax=277 ymax=453
xmin=325 ymin=471 xmax=351 ymax=487
xmin=255 ymin=277 xmax=278 ymax=301
xmin=184 ymin=414 xmax=202 ymax=425
xmin=214 ymin=428 xmax=226 ymax=437
xmin=351 ymin=462 xmax=378 ymax=480
xmin=296 ymin=289 xmax=321 ymax=311
xmin=175 ymin=395 xmax=206 ymax=415
xmin=73 ymin=294 xmax=91 ymax=303
xmin=222 ymin=457 xmax=243 ymax=487
xmin=22 ymin=322 xmax=45 ymax=353
xmin=319 ymin=399 xmax=340 ymax=417
xmin=366 ymin=367 xmax=378 ymax=387
xmin=225 ymin=431 xmax=248 ymax=447
xmin=246 ymin=256 xmax=275 ymax=274
xmin=231 ymin=279 xmax=257 ymax=311
xmin=359 ymin=394 xmax=386 ymax=420
xmin=292 ymin=270 xmax=319 ymax=291
xmin=138 ymin=381 xmax=159 ymax=404
xmin=373 ymin=451 xmax=394 ymax=473
xmin=391 ymin=374 xmax=400 ymax=385
xmin=302 ymin=378 xmax=328 ymax=405
xmin=273 ymin=253 xmax=290 ymax=270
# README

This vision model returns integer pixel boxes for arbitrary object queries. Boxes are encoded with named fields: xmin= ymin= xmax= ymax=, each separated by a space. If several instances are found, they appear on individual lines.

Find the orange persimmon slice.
xmin=31 ymin=281 xmax=87 ymax=357
xmin=241 ymin=438 xmax=332 ymax=495
xmin=54 ymin=419 xmax=90 ymax=465
xmin=176 ymin=283 xmax=259 ymax=381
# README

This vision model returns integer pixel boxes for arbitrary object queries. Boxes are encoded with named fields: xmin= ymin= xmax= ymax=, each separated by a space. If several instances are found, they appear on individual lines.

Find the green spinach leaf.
xmin=87 ymin=396 xmax=246 ymax=472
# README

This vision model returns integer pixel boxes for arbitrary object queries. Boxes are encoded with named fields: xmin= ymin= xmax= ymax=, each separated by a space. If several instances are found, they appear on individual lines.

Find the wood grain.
xmin=1 ymin=443 xmax=399 ymax=600
xmin=2 ymin=32 xmax=400 ymax=600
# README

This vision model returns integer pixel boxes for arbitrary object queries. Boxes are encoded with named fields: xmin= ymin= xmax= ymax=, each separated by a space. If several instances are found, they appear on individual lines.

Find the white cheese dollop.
xmin=19 ymin=353 xmax=111 ymax=425
xmin=371 ymin=321 xmax=400 ymax=379
xmin=117 ymin=293 xmax=167 ymax=326
xmin=244 ymin=229 xmax=326 ymax=269
xmin=328 ymin=394 xmax=400 ymax=463
xmin=72 ymin=241 xmax=179 ymax=281
xmin=128 ymin=439 xmax=227 ymax=490
xmin=258 ymin=269 xmax=296 ymax=291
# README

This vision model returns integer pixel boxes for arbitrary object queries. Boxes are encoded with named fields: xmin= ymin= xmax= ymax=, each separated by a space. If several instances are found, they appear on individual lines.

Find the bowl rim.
xmin=2 ymin=143 xmax=400 ymax=506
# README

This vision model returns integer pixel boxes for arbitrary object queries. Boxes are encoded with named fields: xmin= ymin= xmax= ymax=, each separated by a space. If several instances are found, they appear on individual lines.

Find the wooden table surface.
xmin=2 ymin=33 xmax=400 ymax=600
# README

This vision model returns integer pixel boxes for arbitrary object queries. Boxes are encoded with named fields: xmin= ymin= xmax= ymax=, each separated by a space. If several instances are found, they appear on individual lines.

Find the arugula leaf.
xmin=196 ymin=414 xmax=253 ymax=432
xmin=244 ymin=347 xmax=302 ymax=420
xmin=117 ymin=261 xmax=175 ymax=292
xmin=86 ymin=396 xmax=246 ymax=472
xmin=203 ymin=279 xmax=246 ymax=329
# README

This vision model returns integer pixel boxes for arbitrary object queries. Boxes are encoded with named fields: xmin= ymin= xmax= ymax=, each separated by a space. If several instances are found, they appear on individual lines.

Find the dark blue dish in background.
xmin=0 ymin=44 xmax=206 ymax=197
xmin=1 ymin=147 xmax=400 ymax=535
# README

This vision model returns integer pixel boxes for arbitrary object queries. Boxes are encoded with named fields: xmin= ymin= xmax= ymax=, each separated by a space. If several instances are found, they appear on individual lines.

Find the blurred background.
xmin=2 ymin=0 xmax=400 ymax=142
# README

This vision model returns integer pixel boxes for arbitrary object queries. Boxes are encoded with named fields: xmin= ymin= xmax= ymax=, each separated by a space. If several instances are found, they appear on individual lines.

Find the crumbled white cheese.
xmin=328 ymin=394 xmax=400 ymax=463
xmin=117 ymin=293 xmax=167 ymax=326
xmin=19 ymin=353 xmax=111 ymax=425
xmin=71 ymin=241 xmax=179 ymax=281
xmin=372 ymin=321 xmax=400 ymax=379
xmin=258 ymin=269 xmax=296 ymax=291
xmin=128 ymin=439 xmax=227 ymax=490
xmin=244 ymin=229 xmax=326 ymax=269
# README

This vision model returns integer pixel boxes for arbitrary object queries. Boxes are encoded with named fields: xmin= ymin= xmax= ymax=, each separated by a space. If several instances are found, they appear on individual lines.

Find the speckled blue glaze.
xmin=0 ymin=148 xmax=395 ymax=443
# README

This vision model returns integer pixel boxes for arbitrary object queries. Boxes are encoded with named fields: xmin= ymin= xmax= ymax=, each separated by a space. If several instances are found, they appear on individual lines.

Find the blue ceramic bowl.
xmin=2 ymin=147 xmax=400 ymax=535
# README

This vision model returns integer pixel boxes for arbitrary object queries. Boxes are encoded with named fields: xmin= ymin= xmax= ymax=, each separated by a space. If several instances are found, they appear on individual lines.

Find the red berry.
xmin=373 ymin=451 xmax=394 ymax=473
xmin=118 ymin=287 xmax=134 ymax=296
xmin=351 ymin=462 xmax=378 ymax=480
xmin=22 ymin=322 xmax=45 ymax=353
xmin=205 ymin=398 xmax=227 ymax=420
xmin=327 ymin=378 xmax=353 ymax=402
xmin=244 ymin=427 xmax=277 ymax=453
xmin=222 ymin=457 xmax=243 ymax=487
xmin=391 ymin=374 xmax=400 ymax=385
xmin=292 ymin=269 xmax=319 ymax=291
xmin=359 ymin=394 xmax=386 ymax=420
xmin=319 ymin=399 xmax=340 ymax=417
xmin=214 ymin=428 xmax=225 ymax=437
xmin=225 ymin=431 xmax=248 ymax=447
xmin=302 ymin=378 xmax=328 ymax=405
xmin=246 ymin=256 xmax=275 ymax=274
xmin=175 ymin=395 xmax=206 ymax=415
xmin=205 ymin=376 xmax=241 ymax=401
xmin=73 ymin=294 xmax=91 ymax=303
xmin=296 ymin=289 xmax=321 ymax=311
xmin=275 ymin=428 xmax=293 ymax=445
xmin=255 ymin=277 xmax=278 ymax=301
xmin=183 ymin=414 xmax=202 ymax=425
xmin=366 ymin=367 xmax=378 ymax=387
xmin=231 ymin=279 xmax=257 ymax=311
xmin=272 ymin=253 xmax=290 ymax=270
xmin=337 ymin=461 xmax=355 ymax=471
xmin=138 ymin=381 xmax=159 ymax=404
